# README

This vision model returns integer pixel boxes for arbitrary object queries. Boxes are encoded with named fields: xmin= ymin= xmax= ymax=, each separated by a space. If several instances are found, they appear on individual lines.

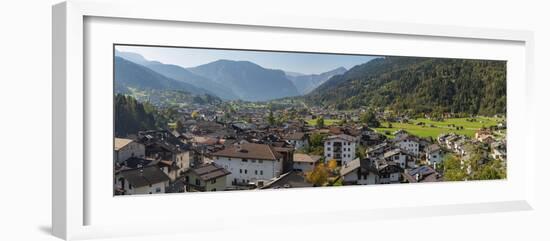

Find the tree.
xmin=114 ymin=94 xmax=161 ymax=137
xmin=361 ymin=110 xmax=380 ymax=128
xmin=472 ymin=159 xmax=506 ymax=180
xmin=306 ymin=163 xmax=329 ymax=186
xmin=309 ymin=132 xmax=324 ymax=147
xmin=442 ymin=154 xmax=467 ymax=181
xmin=175 ymin=120 xmax=184 ymax=132
xmin=267 ymin=110 xmax=276 ymax=126
xmin=316 ymin=117 xmax=325 ymax=128
xmin=306 ymin=132 xmax=325 ymax=155
xmin=327 ymin=159 xmax=338 ymax=170
xmin=191 ymin=111 xmax=199 ymax=119
xmin=356 ymin=145 xmax=366 ymax=160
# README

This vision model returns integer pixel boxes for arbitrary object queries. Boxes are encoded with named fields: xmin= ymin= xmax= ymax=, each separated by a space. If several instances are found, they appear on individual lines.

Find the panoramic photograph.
xmin=113 ymin=45 xmax=507 ymax=195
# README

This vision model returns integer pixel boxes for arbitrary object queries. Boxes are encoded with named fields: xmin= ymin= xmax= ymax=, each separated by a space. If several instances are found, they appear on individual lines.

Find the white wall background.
xmin=0 ymin=0 xmax=548 ymax=240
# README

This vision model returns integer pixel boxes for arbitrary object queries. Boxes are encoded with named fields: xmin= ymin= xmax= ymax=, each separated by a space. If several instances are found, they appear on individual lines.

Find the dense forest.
xmin=114 ymin=94 xmax=166 ymax=137
xmin=305 ymin=56 xmax=506 ymax=116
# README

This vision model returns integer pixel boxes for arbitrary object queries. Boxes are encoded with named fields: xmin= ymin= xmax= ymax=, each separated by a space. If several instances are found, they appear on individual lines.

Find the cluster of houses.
xmin=113 ymin=106 xmax=506 ymax=195
xmin=437 ymin=129 xmax=506 ymax=174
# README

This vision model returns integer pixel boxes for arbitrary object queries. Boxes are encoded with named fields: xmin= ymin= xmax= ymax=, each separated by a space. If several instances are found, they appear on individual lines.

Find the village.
xmin=114 ymin=103 xmax=507 ymax=195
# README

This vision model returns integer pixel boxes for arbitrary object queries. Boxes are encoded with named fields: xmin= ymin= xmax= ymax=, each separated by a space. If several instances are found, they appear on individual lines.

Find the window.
xmin=240 ymin=169 xmax=242 ymax=173
xmin=327 ymin=153 xmax=331 ymax=157
xmin=228 ymin=157 xmax=231 ymax=160
xmin=195 ymin=179 xmax=201 ymax=186
xmin=259 ymin=160 xmax=263 ymax=163
xmin=242 ymin=159 xmax=248 ymax=162
xmin=255 ymin=170 xmax=258 ymax=175
xmin=251 ymin=160 xmax=256 ymax=163
xmin=327 ymin=147 xmax=331 ymax=151
xmin=394 ymin=155 xmax=399 ymax=160
xmin=155 ymin=187 xmax=161 ymax=193
xmin=211 ymin=179 xmax=216 ymax=184
xmin=260 ymin=170 xmax=263 ymax=175
xmin=244 ymin=169 xmax=248 ymax=174
xmin=211 ymin=188 xmax=216 ymax=191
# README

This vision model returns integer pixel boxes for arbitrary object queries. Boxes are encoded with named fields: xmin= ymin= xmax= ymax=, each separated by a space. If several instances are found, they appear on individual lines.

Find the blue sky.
xmin=115 ymin=45 xmax=377 ymax=75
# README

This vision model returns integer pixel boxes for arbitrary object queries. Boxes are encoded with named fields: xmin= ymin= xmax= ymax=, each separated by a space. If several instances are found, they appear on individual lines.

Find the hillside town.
xmin=114 ymin=105 xmax=507 ymax=195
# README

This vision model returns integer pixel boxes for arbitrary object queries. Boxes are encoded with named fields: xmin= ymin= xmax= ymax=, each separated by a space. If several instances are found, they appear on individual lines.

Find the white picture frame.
xmin=52 ymin=0 xmax=535 ymax=240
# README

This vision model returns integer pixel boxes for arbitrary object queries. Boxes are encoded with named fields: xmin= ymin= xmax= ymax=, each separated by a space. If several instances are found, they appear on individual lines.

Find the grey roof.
xmin=367 ymin=142 xmax=388 ymax=152
xmin=402 ymin=165 xmax=439 ymax=183
xmin=340 ymin=158 xmax=361 ymax=176
xmin=286 ymin=132 xmax=306 ymax=140
xmin=383 ymin=148 xmax=403 ymax=158
xmin=118 ymin=166 xmax=170 ymax=188
xmin=426 ymin=144 xmax=441 ymax=153
xmin=340 ymin=158 xmax=379 ymax=176
xmin=261 ymin=171 xmax=313 ymax=189
xmin=326 ymin=134 xmax=356 ymax=142
xmin=293 ymin=153 xmax=322 ymax=163
xmin=122 ymin=157 xmax=156 ymax=169
xmin=191 ymin=163 xmax=231 ymax=181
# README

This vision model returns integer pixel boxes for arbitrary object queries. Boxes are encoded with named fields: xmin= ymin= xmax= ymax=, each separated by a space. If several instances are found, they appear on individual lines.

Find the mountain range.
xmin=115 ymin=50 xmax=506 ymax=116
xmin=114 ymin=56 xmax=212 ymax=95
xmin=306 ymin=56 xmax=506 ymax=115
xmin=115 ymin=50 xmax=337 ymax=102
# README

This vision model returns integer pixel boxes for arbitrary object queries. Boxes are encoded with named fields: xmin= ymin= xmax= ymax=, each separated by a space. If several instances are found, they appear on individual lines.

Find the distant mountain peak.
xmin=114 ymin=50 xmax=150 ymax=65
xmin=287 ymin=66 xmax=348 ymax=95
xmin=189 ymin=60 xmax=300 ymax=101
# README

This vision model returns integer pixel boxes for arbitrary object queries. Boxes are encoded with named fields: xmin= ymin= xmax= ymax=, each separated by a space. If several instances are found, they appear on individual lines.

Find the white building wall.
xmin=293 ymin=162 xmax=315 ymax=172
xmin=357 ymin=173 xmax=377 ymax=185
xmin=115 ymin=142 xmax=145 ymax=163
xmin=396 ymin=140 xmax=419 ymax=156
xmin=343 ymin=171 xmax=377 ymax=185
xmin=427 ymin=151 xmax=443 ymax=165
xmin=291 ymin=139 xmax=308 ymax=150
xmin=116 ymin=178 xmax=168 ymax=195
xmin=343 ymin=172 xmax=358 ymax=183
xmin=213 ymin=156 xmax=283 ymax=186
xmin=389 ymin=153 xmax=407 ymax=169
xmin=379 ymin=173 xmax=400 ymax=184
xmin=324 ymin=138 xmax=356 ymax=165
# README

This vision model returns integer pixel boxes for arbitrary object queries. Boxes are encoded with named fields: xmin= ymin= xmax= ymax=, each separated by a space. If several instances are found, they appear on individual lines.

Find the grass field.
xmin=373 ymin=117 xmax=503 ymax=139
xmin=306 ymin=118 xmax=342 ymax=126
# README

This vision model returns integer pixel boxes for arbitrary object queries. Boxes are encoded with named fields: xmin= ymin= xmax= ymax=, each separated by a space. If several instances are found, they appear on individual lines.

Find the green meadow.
xmin=373 ymin=117 xmax=502 ymax=139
